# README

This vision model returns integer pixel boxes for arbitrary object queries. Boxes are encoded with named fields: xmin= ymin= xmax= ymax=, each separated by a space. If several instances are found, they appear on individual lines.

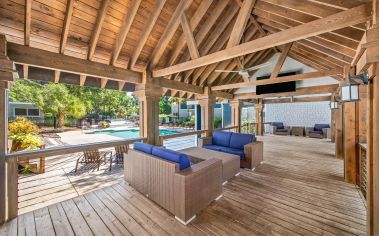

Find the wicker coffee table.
xmin=291 ymin=126 xmax=305 ymax=136
xmin=180 ymin=147 xmax=240 ymax=183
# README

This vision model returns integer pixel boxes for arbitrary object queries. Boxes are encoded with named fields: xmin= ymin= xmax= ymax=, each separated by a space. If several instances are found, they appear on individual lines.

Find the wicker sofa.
xmin=124 ymin=142 xmax=222 ymax=225
xmin=198 ymin=131 xmax=263 ymax=169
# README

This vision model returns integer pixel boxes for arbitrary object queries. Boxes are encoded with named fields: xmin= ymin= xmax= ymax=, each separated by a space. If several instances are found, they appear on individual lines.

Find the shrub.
xmin=98 ymin=121 xmax=110 ymax=129
xmin=20 ymin=165 xmax=33 ymax=175
xmin=8 ymin=117 xmax=43 ymax=152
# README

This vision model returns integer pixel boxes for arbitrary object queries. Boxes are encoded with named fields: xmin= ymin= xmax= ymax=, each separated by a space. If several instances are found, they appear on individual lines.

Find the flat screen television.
xmin=256 ymin=71 xmax=298 ymax=95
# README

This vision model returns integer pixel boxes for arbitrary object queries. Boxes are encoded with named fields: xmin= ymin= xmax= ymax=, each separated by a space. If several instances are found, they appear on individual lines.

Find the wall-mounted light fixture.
xmin=339 ymin=73 xmax=368 ymax=102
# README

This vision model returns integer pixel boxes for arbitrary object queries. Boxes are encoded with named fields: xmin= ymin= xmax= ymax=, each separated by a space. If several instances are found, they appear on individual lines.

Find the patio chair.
xmin=269 ymin=122 xmax=290 ymax=135
xmin=109 ymin=145 xmax=128 ymax=171
xmin=75 ymin=149 xmax=112 ymax=172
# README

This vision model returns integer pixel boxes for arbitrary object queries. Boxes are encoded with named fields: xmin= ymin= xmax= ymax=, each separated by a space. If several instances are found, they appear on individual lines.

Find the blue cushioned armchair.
xmin=306 ymin=124 xmax=330 ymax=139
xmin=198 ymin=131 xmax=263 ymax=169
xmin=269 ymin=122 xmax=291 ymax=135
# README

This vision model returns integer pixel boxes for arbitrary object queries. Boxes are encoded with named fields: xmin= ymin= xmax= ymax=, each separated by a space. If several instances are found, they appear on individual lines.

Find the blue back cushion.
xmin=133 ymin=142 xmax=154 ymax=154
xmin=271 ymin=122 xmax=284 ymax=129
xmin=152 ymin=147 xmax=191 ymax=171
xmin=212 ymin=131 xmax=232 ymax=147
xmin=229 ymin=133 xmax=256 ymax=150
xmin=314 ymin=124 xmax=330 ymax=132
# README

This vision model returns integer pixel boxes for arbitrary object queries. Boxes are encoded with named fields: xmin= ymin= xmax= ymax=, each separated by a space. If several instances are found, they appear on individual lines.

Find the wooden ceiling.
xmin=0 ymin=0 xmax=371 ymax=98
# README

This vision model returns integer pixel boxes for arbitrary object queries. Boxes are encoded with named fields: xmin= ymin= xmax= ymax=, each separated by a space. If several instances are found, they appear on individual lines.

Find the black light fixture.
xmin=339 ymin=73 xmax=368 ymax=102
xmin=330 ymin=96 xmax=339 ymax=109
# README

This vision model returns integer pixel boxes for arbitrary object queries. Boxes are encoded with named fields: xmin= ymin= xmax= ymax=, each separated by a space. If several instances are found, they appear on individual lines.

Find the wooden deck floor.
xmin=1 ymin=135 xmax=366 ymax=235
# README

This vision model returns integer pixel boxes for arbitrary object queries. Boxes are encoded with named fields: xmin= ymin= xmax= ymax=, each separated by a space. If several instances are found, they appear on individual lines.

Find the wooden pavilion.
xmin=0 ymin=0 xmax=379 ymax=234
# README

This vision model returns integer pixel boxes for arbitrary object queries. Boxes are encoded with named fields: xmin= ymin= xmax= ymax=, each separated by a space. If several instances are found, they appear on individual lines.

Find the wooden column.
xmin=343 ymin=101 xmax=358 ymax=184
xmin=335 ymin=103 xmax=344 ymax=159
xmin=255 ymin=99 xmax=264 ymax=136
xmin=134 ymin=78 xmax=162 ymax=145
xmin=369 ymin=63 xmax=379 ymax=235
xmin=229 ymin=99 xmax=242 ymax=132
xmin=198 ymin=87 xmax=215 ymax=136
xmin=0 ymin=82 xmax=8 ymax=224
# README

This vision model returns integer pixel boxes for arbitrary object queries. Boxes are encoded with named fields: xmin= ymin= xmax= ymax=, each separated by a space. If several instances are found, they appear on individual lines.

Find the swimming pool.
xmin=93 ymin=129 xmax=179 ymax=139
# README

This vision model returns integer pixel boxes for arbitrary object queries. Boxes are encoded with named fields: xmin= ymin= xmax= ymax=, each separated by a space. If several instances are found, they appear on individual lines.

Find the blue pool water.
xmin=94 ymin=129 xmax=179 ymax=139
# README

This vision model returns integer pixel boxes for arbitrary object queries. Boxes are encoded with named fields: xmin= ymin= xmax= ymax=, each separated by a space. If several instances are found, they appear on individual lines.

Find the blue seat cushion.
xmin=314 ymin=124 xmax=330 ymax=132
xmin=229 ymin=133 xmax=256 ymax=150
xmin=133 ymin=142 xmax=154 ymax=154
xmin=212 ymin=131 xmax=232 ymax=147
xmin=151 ymin=147 xmax=191 ymax=171
xmin=203 ymin=145 xmax=224 ymax=152
xmin=309 ymin=130 xmax=323 ymax=135
xmin=219 ymin=147 xmax=245 ymax=160
xmin=271 ymin=122 xmax=284 ymax=129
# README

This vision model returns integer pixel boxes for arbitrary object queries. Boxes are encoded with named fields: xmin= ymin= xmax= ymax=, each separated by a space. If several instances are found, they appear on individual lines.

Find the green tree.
xmin=159 ymin=96 xmax=171 ymax=115
xmin=39 ymin=84 xmax=86 ymax=128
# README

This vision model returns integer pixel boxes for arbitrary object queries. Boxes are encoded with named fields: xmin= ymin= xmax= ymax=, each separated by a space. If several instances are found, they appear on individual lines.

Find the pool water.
xmin=94 ymin=129 xmax=179 ymax=139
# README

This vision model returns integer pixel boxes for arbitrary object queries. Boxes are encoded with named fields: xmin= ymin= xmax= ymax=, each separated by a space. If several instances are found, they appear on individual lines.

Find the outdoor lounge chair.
xmin=306 ymin=124 xmax=330 ymax=139
xmin=75 ymin=149 xmax=112 ymax=172
xmin=198 ymin=131 xmax=263 ymax=169
xmin=109 ymin=145 xmax=128 ymax=171
xmin=125 ymin=142 xmax=222 ymax=225
xmin=269 ymin=122 xmax=291 ymax=135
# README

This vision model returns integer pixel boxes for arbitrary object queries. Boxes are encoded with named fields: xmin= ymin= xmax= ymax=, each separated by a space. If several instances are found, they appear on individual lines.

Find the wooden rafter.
xmin=7 ymin=43 xmax=142 ymax=84
xmin=88 ymin=0 xmax=110 ymax=61
xmin=111 ymin=0 xmax=142 ymax=65
xmin=129 ymin=0 xmax=167 ymax=69
xmin=24 ymin=0 xmax=31 ymax=46
xmin=270 ymin=43 xmax=292 ymax=78
xmin=22 ymin=64 xmax=28 ymax=79
xmin=79 ymin=74 xmax=86 ymax=86
xmin=227 ymin=0 xmax=256 ymax=48
xmin=180 ymin=13 xmax=199 ymax=59
xmin=153 ymin=3 xmax=371 ymax=77
xmin=149 ymin=0 xmax=193 ymax=69
xmin=166 ymin=0 xmax=213 ymax=66
xmin=60 ymin=0 xmax=75 ymax=54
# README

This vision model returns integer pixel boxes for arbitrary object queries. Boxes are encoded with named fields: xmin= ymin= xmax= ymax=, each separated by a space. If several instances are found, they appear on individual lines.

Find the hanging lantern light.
xmin=339 ymin=73 xmax=368 ymax=102
xmin=330 ymin=96 xmax=338 ymax=109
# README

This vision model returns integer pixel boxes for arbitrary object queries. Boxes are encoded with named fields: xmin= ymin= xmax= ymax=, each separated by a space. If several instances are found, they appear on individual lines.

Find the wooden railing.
xmin=158 ymin=126 xmax=239 ymax=146
xmin=3 ymin=137 xmax=147 ymax=221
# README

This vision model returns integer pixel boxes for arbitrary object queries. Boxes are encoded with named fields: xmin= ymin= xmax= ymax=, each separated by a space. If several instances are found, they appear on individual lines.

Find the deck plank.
xmin=0 ymin=135 xmax=367 ymax=236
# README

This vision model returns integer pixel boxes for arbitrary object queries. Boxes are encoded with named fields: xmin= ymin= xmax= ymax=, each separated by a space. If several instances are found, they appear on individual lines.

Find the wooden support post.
xmin=134 ymin=78 xmax=162 ymax=145
xmin=331 ymin=109 xmax=336 ymax=142
xmin=255 ymin=99 xmax=264 ymax=136
xmin=343 ymin=101 xmax=358 ymax=184
xmin=335 ymin=103 xmax=344 ymax=159
xmin=229 ymin=100 xmax=243 ymax=133
xmin=198 ymin=87 xmax=215 ymax=136
xmin=0 ymin=81 xmax=8 ymax=224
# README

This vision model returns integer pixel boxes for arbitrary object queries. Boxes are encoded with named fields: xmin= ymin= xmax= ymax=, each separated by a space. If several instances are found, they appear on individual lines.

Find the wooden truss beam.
xmin=24 ymin=0 xmax=32 ymax=46
xmin=180 ymin=13 xmax=200 ymax=59
xmin=88 ymin=0 xmax=110 ymax=61
xmin=60 ymin=0 xmax=75 ymax=54
xmin=149 ymin=0 xmax=192 ymax=69
xmin=270 ymin=43 xmax=292 ymax=78
xmin=111 ymin=0 xmax=142 ymax=65
xmin=234 ymin=84 xmax=339 ymax=99
xmin=7 ymin=43 xmax=142 ymax=84
xmin=212 ymin=69 xmax=341 ymax=91
xmin=153 ymin=3 xmax=371 ymax=77
xmin=227 ymin=0 xmax=256 ymax=48
xmin=129 ymin=0 xmax=167 ymax=69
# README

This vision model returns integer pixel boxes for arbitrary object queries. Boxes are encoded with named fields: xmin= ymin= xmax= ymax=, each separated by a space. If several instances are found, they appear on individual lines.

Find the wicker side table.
xmin=291 ymin=126 xmax=305 ymax=136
